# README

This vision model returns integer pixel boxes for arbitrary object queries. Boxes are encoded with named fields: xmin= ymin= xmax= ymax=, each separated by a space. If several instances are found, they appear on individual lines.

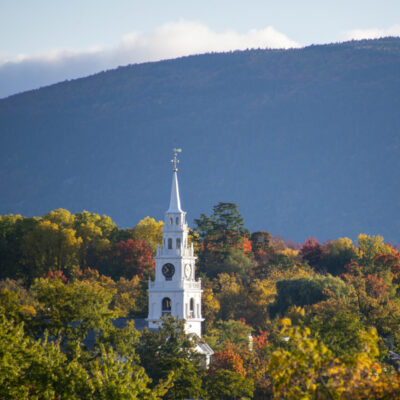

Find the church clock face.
xmin=184 ymin=264 xmax=192 ymax=279
xmin=162 ymin=263 xmax=175 ymax=280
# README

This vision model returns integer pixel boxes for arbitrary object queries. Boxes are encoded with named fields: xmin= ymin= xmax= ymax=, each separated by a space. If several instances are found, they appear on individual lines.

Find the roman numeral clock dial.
xmin=162 ymin=263 xmax=175 ymax=280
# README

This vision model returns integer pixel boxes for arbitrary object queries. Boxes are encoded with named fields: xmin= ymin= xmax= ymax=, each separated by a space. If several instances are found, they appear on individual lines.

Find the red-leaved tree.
xmin=300 ymin=238 xmax=324 ymax=269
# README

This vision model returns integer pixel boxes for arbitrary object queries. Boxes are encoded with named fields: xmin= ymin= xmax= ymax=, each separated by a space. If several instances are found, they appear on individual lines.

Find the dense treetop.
xmin=2 ymin=204 xmax=400 ymax=398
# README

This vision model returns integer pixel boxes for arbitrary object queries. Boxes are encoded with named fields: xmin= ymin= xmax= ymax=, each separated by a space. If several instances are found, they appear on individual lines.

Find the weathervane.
xmin=171 ymin=148 xmax=182 ymax=172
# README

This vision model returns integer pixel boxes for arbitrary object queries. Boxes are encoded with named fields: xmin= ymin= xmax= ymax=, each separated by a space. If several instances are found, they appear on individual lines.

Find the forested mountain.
xmin=1 ymin=37 xmax=399 ymax=244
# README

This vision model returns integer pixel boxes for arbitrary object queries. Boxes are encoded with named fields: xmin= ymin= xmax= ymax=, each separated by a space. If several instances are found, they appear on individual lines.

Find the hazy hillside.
xmin=1 ymin=38 xmax=399 ymax=244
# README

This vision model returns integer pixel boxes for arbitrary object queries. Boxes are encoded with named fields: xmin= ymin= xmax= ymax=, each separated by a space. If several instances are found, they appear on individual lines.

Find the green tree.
xmin=137 ymin=315 xmax=203 ymax=397
xmin=0 ymin=215 xmax=37 ymax=281
xmin=214 ymin=273 xmax=243 ymax=321
xmin=194 ymin=202 xmax=252 ymax=278
xmin=0 ymin=312 xmax=89 ymax=400
xmin=0 ymin=312 xmax=169 ymax=400
xmin=206 ymin=247 xmax=253 ymax=278
xmin=251 ymin=231 xmax=272 ymax=253
xmin=270 ymin=274 xmax=351 ymax=317
xmin=343 ymin=262 xmax=400 ymax=351
xmin=195 ymin=202 xmax=249 ymax=244
xmin=267 ymin=318 xmax=400 ymax=399
xmin=356 ymin=233 xmax=392 ymax=267
xmin=161 ymin=358 xmax=202 ymax=400
xmin=88 ymin=343 xmax=170 ymax=400
xmin=73 ymin=268 xmax=148 ymax=317
xmin=21 ymin=219 xmax=82 ymax=278
xmin=319 ymin=237 xmax=357 ymax=276
xmin=201 ymin=278 xmax=221 ymax=331
xmin=0 ymin=214 xmax=23 ymax=280
xmin=30 ymin=276 xmax=116 ymax=344
xmin=307 ymin=297 xmax=376 ymax=358
xmin=204 ymin=369 xmax=254 ymax=400
xmin=204 ymin=319 xmax=253 ymax=351
xmin=73 ymin=211 xmax=116 ymax=269
xmin=0 ymin=281 xmax=37 ymax=325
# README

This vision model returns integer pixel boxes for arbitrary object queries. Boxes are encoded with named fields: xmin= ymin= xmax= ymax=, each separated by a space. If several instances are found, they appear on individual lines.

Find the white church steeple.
xmin=168 ymin=171 xmax=183 ymax=213
xmin=167 ymin=149 xmax=183 ymax=213
xmin=147 ymin=149 xmax=204 ymax=337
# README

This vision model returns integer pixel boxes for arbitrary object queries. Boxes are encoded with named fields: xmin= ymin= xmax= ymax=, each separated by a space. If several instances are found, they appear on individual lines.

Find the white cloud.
xmin=0 ymin=21 xmax=299 ymax=99
xmin=116 ymin=21 xmax=299 ymax=61
xmin=343 ymin=25 xmax=400 ymax=41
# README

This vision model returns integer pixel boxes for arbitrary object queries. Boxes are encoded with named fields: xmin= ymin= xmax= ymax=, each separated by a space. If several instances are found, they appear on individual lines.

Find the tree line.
xmin=1 ymin=202 xmax=400 ymax=398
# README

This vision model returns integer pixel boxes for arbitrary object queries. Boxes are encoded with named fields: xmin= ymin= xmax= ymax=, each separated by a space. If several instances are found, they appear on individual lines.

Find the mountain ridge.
xmin=1 ymin=37 xmax=399 ymax=244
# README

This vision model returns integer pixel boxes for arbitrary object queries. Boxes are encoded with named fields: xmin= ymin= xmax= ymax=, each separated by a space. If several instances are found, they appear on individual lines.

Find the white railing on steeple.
xmin=148 ymin=278 xmax=202 ymax=289
xmin=156 ymin=244 xmax=195 ymax=257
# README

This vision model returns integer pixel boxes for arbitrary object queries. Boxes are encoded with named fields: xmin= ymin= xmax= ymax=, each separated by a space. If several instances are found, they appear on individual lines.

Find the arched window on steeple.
xmin=168 ymin=238 xmax=172 ymax=249
xmin=176 ymin=217 xmax=179 ymax=224
xmin=176 ymin=238 xmax=181 ymax=249
xmin=189 ymin=298 xmax=194 ymax=318
xmin=162 ymin=297 xmax=172 ymax=315
xmin=170 ymin=217 xmax=173 ymax=225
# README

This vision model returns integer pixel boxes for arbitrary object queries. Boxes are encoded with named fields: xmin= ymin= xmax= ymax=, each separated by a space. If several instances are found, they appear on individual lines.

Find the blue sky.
xmin=0 ymin=0 xmax=399 ymax=98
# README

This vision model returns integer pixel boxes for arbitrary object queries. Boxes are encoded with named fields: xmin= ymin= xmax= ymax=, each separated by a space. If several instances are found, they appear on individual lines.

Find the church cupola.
xmin=147 ymin=149 xmax=204 ymax=337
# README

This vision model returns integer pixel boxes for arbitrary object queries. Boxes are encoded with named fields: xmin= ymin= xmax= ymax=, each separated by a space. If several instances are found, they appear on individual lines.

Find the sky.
xmin=0 ymin=0 xmax=399 ymax=98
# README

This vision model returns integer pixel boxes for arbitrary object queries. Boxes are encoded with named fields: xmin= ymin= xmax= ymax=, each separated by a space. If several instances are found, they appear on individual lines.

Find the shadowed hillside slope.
xmin=1 ymin=38 xmax=400 ymax=243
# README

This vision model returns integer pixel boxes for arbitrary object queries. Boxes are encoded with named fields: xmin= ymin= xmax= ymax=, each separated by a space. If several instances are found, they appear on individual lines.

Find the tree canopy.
xmin=2 ymin=206 xmax=400 ymax=398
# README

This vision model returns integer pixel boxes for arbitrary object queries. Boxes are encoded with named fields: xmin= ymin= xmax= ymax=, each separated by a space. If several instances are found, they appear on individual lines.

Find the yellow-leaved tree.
xmin=22 ymin=217 xmax=82 ymax=279
xmin=268 ymin=318 xmax=400 ymax=399
xmin=132 ymin=217 xmax=163 ymax=255
xmin=73 ymin=211 xmax=116 ymax=268
xmin=357 ymin=234 xmax=392 ymax=266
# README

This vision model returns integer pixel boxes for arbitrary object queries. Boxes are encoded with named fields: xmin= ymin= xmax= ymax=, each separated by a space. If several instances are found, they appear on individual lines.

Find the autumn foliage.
xmin=2 ymin=205 xmax=400 ymax=398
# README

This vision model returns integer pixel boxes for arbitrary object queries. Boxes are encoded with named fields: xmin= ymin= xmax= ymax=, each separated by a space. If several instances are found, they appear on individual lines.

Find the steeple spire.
xmin=168 ymin=148 xmax=183 ymax=213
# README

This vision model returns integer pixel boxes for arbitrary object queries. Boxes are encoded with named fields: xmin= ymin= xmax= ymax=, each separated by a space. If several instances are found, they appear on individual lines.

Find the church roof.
xmin=196 ymin=341 xmax=214 ymax=356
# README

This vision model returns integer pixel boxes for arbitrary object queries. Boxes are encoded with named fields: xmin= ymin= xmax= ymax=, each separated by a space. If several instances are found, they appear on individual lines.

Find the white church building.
xmin=146 ymin=150 xmax=213 ymax=362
